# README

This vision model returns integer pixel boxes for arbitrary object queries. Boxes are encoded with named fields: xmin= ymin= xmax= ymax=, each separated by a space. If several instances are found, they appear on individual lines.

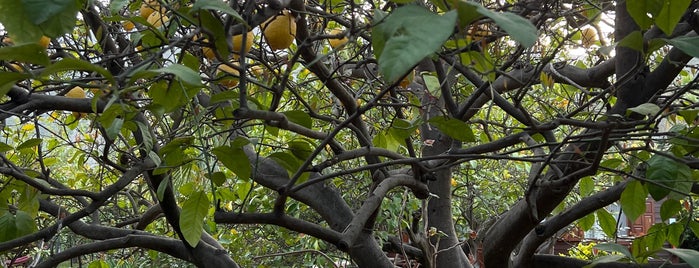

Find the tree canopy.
xmin=1 ymin=0 xmax=699 ymax=267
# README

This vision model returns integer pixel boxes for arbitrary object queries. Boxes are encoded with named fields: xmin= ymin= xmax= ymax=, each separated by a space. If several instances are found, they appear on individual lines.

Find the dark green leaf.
xmin=646 ymin=155 xmax=692 ymax=200
xmin=660 ymin=199 xmax=682 ymax=222
xmin=190 ymin=0 xmax=244 ymax=23
xmin=389 ymin=119 xmax=419 ymax=141
xmin=667 ymin=222 xmax=684 ymax=247
xmin=212 ymin=146 xmax=251 ymax=180
xmin=470 ymin=3 xmax=537 ymax=47
xmin=288 ymin=139 xmax=314 ymax=161
xmin=104 ymin=118 xmax=123 ymax=140
xmin=0 ymin=72 xmax=32 ymax=97
xmin=283 ymin=110 xmax=313 ymax=130
xmin=42 ymin=58 xmax=115 ymax=85
xmin=428 ymin=116 xmax=476 ymax=142
xmin=109 ymin=0 xmax=129 ymax=15
xmin=596 ymin=209 xmax=617 ymax=238
xmin=209 ymin=171 xmax=226 ymax=187
xmin=594 ymin=243 xmax=634 ymax=260
xmin=665 ymin=248 xmax=699 ymax=267
xmin=180 ymin=190 xmax=209 ymax=247
xmin=21 ymin=0 xmax=74 ymax=25
xmin=0 ymin=211 xmax=37 ymax=242
xmin=373 ymin=5 xmax=457 ymax=82
xmin=666 ymin=36 xmax=699 ymax=58
xmin=0 ymin=44 xmax=49 ymax=65
xmin=620 ymin=179 xmax=648 ymax=222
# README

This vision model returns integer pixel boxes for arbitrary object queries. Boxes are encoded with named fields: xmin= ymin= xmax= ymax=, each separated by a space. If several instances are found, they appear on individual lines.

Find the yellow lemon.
xmin=38 ymin=36 xmax=51 ymax=49
xmin=216 ymin=63 xmax=240 ymax=88
xmin=231 ymin=31 xmax=254 ymax=58
xmin=262 ymin=10 xmax=296 ymax=50
xmin=328 ymin=29 xmax=348 ymax=48
xmin=66 ymin=86 xmax=87 ymax=119
xmin=123 ymin=21 xmax=136 ymax=31
xmin=147 ymin=11 xmax=169 ymax=28
xmin=140 ymin=0 xmax=159 ymax=19
xmin=250 ymin=65 xmax=264 ymax=77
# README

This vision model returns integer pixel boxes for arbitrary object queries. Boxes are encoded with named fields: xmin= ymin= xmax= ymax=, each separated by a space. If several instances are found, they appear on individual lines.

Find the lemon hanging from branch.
xmin=216 ymin=62 xmax=240 ymax=88
xmin=262 ymin=10 xmax=296 ymax=50
xmin=231 ymin=31 xmax=254 ymax=59
xmin=328 ymin=29 xmax=348 ymax=48
xmin=65 ymin=86 xmax=87 ymax=119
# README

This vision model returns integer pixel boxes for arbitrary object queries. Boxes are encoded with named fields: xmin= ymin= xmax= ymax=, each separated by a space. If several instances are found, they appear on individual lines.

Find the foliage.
xmin=0 ymin=0 xmax=697 ymax=267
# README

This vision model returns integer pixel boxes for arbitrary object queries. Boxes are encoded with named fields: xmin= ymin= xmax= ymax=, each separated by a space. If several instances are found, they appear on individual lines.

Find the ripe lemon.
xmin=581 ymin=27 xmax=597 ymax=48
xmin=38 ymin=36 xmax=51 ymax=48
xmin=250 ymin=65 xmax=265 ymax=77
xmin=328 ymin=29 xmax=348 ymax=48
xmin=262 ymin=10 xmax=296 ymax=50
xmin=123 ymin=21 xmax=136 ymax=31
xmin=216 ymin=63 xmax=240 ymax=88
xmin=66 ymin=86 xmax=87 ymax=119
xmin=231 ymin=31 xmax=254 ymax=59
xmin=147 ymin=11 xmax=169 ymax=28
xmin=140 ymin=0 xmax=159 ymax=19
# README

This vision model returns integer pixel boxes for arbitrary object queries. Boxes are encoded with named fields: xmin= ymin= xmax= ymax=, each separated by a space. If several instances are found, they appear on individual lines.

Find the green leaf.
xmin=600 ymin=158 xmax=624 ymax=170
xmin=388 ymin=118 xmax=419 ymax=141
xmin=283 ymin=110 xmax=313 ymax=129
xmin=208 ymin=171 xmax=227 ymax=187
xmin=469 ymin=2 xmax=537 ymax=48
xmin=288 ymin=139 xmax=314 ymax=161
xmin=665 ymin=248 xmax=699 ymax=267
xmin=626 ymin=0 xmax=663 ymax=30
xmin=618 ymin=31 xmax=644 ymax=52
xmin=104 ymin=117 xmax=123 ymax=140
xmin=148 ymin=64 xmax=204 ymax=87
xmin=42 ymin=58 xmax=115 ymax=85
xmin=373 ymin=5 xmax=457 ymax=82
xmin=660 ymin=199 xmax=681 ymax=222
xmin=578 ymin=212 xmax=595 ymax=231
xmin=0 ymin=72 xmax=33 ymax=96
xmin=427 ymin=116 xmax=476 ymax=142
xmin=627 ymin=103 xmax=660 ymax=117
xmin=180 ymin=190 xmax=210 ymax=247
xmin=0 ymin=211 xmax=37 ymax=242
xmin=579 ymin=177 xmax=594 ymax=197
xmin=88 ymin=260 xmax=110 ymax=268
xmin=212 ymin=146 xmax=251 ymax=180
xmin=109 ymin=0 xmax=129 ymax=15
xmin=0 ymin=1 xmax=42 ymax=43
xmin=594 ymin=243 xmax=634 ymax=260
xmin=655 ymin=0 xmax=691 ymax=36
xmin=190 ymin=0 xmax=244 ymax=23
xmin=156 ymin=177 xmax=170 ymax=201
xmin=15 ymin=138 xmax=42 ymax=150
xmin=679 ymin=109 xmax=699 ymax=125
xmin=666 ymin=36 xmax=699 ymax=58
xmin=620 ymin=179 xmax=648 ymax=222
xmin=646 ymin=155 xmax=692 ymax=200
xmin=667 ymin=222 xmax=684 ymax=247
xmin=0 ymin=142 xmax=12 ymax=152
xmin=596 ymin=209 xmax=617 ymax=238
xmin=0 ymin=44 xmax=50 ymax=65
xmin=422 ymin=74 xmax=442 ymax=97
xmin=21 ymin=0 xmax=74 ymax=25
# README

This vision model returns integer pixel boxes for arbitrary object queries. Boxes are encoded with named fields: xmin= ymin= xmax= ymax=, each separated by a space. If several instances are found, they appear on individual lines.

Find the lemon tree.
xmin=0 ymin=0 xmax=698 ymax=267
